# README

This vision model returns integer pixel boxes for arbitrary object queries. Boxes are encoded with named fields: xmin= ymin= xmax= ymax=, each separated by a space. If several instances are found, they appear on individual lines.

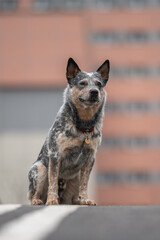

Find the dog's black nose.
xmin=90 ymin=89 xmax=98 ymax=97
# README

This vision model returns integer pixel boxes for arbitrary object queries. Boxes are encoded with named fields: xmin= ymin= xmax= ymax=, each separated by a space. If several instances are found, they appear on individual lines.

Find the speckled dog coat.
xmin=28 ymin=58 xmax=110 ymax=205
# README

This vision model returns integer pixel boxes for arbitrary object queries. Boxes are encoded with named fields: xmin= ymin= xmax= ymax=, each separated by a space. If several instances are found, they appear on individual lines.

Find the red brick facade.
xmin=1 ymin=0 xmax=160 ymax=204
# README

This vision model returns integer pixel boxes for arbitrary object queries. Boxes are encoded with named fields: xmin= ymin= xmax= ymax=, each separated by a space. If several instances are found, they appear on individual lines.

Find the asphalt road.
xmin=0 ymin=204 xmax=160 ymax=240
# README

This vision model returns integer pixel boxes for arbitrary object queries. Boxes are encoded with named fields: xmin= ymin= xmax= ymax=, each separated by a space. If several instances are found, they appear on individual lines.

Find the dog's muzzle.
xmin=79 ymin=89 xmax=99 ymax=104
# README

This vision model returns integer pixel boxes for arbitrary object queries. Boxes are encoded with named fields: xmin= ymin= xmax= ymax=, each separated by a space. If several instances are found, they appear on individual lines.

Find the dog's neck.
xmin=73 ymin=104 xmax=101 ymax=122
xmin=66 ymin=98 xmax=105 ymax=131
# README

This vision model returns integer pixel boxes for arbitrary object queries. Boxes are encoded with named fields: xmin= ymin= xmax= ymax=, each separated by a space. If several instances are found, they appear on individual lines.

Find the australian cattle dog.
xmin=28 ymin=58 xmax=110 ymax=205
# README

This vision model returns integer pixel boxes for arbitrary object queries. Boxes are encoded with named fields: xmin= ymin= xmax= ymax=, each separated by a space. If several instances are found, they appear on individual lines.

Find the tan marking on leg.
xmin=79 ymin=157 xmax=96 ymax=206
xmin=30 ymin=162 xmax=48 ymax=205
xmin=46 ymin=155 xmax=59 ymax=205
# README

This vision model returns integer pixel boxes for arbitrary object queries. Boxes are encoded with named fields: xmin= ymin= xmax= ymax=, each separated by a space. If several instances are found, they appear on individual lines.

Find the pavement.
xmin=0 ymin=204 xmax=160 ymax=240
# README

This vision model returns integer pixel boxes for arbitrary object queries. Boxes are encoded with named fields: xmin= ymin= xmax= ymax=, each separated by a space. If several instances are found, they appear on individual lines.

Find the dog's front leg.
xmin=79 ymin=157 xmax=96 ymax=206
xmin=46 ymin=153 xmax=59 ymax=205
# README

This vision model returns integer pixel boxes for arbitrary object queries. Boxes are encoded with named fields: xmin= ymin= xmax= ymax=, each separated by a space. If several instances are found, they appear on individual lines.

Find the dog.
xmin=28 ymin=58 xmax=110 ymax=205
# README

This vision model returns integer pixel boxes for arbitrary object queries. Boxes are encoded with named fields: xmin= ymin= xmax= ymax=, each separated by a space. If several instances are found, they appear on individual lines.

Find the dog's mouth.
xmin=79 ymin=97 xmax=99 ymax=105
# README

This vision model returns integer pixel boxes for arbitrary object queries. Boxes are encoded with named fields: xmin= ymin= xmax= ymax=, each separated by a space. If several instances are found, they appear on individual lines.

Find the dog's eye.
xmin=79 ymin=81 xmax=87 ymax=87
xmin=96 ymin=81 xmax=102 ymax=88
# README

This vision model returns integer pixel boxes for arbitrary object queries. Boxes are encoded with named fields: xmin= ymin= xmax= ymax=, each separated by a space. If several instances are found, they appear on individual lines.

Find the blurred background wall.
xmin=0 ymin=0 xmax=160 ymax=205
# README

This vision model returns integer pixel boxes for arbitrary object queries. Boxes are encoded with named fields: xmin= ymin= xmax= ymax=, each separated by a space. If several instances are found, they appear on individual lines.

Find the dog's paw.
xmin=72 ymin=198 xmax=80 ymax=205
xmin=46 ymin=199 xmax=59 ymax=205
xmin=79 ymin=199 xmax=96 ymax=206
xmin=31 ymin=199 xmax=44 ymax=205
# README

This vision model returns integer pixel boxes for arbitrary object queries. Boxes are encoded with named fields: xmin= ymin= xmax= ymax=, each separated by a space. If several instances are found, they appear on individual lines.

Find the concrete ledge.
xmin=0 ymin=205 xmax=160 ymax=240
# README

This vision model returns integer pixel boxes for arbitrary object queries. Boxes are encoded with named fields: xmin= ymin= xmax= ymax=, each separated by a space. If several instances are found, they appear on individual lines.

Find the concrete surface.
xmin=0 ymin=205 xmax=160 ymax=240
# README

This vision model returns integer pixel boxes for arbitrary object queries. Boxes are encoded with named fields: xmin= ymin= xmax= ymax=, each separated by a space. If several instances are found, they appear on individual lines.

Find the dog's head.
xmin=66 ymin=58 xmax=110 ymax=108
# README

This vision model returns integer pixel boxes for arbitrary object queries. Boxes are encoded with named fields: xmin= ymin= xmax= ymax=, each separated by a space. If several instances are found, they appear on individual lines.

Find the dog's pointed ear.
xmin=66 ymin=58 xmax=81 ymax=84
xmin=97 ymin=60 xmax=110 ymax=86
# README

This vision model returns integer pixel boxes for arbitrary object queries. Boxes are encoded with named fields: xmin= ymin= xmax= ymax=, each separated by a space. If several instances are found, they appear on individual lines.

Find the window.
xmin=93 ymin=0 xmax=160 ymax=8
xmin=33 ymin=0 xmax=84 ymax=11
xmin=110 ymin=67 xmax=160 ymax=77
xmin=32 ymin=0 xmax=160 ymax=11
xmin=102 ymin=136 xmax=160 ymax=148
xmin=0 ymin=0 xmax=17 ymax=11
xmin=105 ymin=102 xmax=160 ymax=113
xmin=91 ymin=32 xmax=160 ymax=43
xmin=97 ymin=171 xmax=160 ymax=184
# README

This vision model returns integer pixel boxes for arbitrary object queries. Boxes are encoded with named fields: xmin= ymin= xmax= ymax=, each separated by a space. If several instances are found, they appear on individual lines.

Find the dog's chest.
xmin=57 ymin=132 xmax=100 ymax=179
xmin=57 ymin=132 xmax=100 ymax=154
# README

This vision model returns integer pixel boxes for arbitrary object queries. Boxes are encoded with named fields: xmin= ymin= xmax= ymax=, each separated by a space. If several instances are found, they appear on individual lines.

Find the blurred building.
xmin=0 ymin=0 xmax=160 ymax=204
